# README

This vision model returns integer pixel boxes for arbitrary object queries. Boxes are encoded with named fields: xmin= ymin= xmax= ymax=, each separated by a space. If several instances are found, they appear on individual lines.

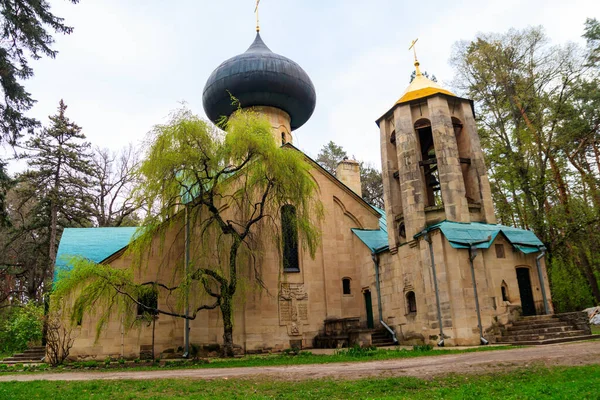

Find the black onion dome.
xmin=202 ymin=33 xmax=316 ymax=131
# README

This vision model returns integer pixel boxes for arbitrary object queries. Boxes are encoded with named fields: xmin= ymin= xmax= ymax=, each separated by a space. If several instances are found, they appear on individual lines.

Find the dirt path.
xmin=2 ymin=340 xmax=600 ymax=382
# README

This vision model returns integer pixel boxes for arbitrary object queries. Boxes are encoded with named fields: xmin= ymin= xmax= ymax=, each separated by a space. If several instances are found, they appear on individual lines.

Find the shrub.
xmin=0 ymin=302 xmax=44 ymax=353
xmin=413 ymin=344 xmax=433 ymax=352
xmin=335 ymin=345 xmax=378 ymax=357
xmin=82 ymin=361 xmax=98 ymax=368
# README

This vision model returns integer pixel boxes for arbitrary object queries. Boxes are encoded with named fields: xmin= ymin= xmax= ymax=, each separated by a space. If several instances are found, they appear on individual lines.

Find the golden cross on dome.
xmin=408 ymin=38 xmax=422 ymax=76
xmin=255 ymin=0 xmax=261 ymax=32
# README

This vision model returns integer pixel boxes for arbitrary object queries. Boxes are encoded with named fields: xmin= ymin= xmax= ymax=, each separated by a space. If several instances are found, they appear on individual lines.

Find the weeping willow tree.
xmin=52 ymin=107 xmax=323 ymax=357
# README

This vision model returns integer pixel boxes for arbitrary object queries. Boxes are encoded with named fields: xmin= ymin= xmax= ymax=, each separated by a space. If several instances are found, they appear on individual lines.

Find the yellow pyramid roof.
xmin=395 ymin=62 xmax=455 ymax=105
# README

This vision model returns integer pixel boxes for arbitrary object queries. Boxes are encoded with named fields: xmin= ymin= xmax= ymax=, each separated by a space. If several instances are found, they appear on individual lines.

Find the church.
xmin=55 ymin=26 xmax=557 ymax=359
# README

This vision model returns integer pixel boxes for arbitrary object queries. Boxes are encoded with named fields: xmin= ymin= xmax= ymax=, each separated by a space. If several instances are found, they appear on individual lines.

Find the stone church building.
xmin=56 ymin=30 xmax=555 ymax=358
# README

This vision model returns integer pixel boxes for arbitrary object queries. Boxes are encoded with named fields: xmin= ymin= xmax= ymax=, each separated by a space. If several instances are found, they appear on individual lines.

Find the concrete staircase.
xmin=371 ymin=329 xmax=396 ymax=347
xmin=497 ymin=314 xmax=600 ymax=345
xmin=1 ymin=346 xmax=46 ymax=364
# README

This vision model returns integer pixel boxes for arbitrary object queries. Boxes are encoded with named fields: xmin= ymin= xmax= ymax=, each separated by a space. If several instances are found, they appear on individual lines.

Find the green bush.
xmin=0 ymin=302 xmax=44 ymax=353
xmin=334 ymin=345 xmax=378 ymax=357
xmin=413 ymin=344 xmax=434 ymax=352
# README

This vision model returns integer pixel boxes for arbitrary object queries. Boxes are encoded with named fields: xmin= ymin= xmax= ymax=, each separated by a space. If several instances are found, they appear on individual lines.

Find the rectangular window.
xmin=282 ymin=205 xmax=300 ymax=272
xmin=342 ymin=278 xmax=351 ymax=295
xmin=137 ymin=288 xmax=158 ymax=317
xmin=495 ymin=244 xmax=505 ymax=258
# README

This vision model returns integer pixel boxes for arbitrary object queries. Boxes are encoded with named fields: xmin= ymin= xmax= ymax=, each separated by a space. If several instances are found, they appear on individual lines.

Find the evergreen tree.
xmin=20 ymin=99 xmax=94 ymax=291
xmin=0 ymin=161 xmax=11 ymax=227
xmin=316 ymin=141 xmax=384 ymax=208
xmin=0 ymin=0 xmax=80 ymax=146
xmin=316 ymin=141 xmax=347 ymax=175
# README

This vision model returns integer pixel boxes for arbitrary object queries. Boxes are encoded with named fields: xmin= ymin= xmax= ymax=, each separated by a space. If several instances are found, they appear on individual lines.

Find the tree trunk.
xmin=48 ymin=155 xmax=62 ymax=284
xmin=220 ymin=294 xmax=234 ymax=357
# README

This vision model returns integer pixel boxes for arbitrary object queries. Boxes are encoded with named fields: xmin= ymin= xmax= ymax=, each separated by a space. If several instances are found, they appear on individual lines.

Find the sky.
xmin=4 ymin=0 xmax=600 ymax=173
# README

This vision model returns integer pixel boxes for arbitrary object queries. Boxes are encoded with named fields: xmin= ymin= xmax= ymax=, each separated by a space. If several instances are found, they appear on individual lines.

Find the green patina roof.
xmin=419 ymin=220 xmax=544 ymax=254
xmin=351 ymin=206 xmax=389 ymax=253
xmin=352 ymin=207 xmax=544 ymax=255
xmin=55 ymin=227 xmax=139 ymax=275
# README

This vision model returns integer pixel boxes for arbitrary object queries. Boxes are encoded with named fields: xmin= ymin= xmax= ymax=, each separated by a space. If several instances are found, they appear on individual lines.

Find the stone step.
xmin=6 ymin=354 xmax=45 ymax=360
xmin=1 ymin=359 xmax=45 ymax=364
xmin=372 ymin=338 xmax=395 ymax=344
xmin=506 ymin=321 xmax=569 ymax=331
xmin=510 ymin=318 xmax=559 ymax=326
xmin=498 ymin=330 xmax=588 ymax=343
xmin=505 ymin=326 xmax=577 ymax=335
xmin=8 ymin=354 xmax=44 ymax=360
xmin=22 ymin=348 xmax=46 ymax=354
xmin=499 ymin=334 xmax=600 ymax=346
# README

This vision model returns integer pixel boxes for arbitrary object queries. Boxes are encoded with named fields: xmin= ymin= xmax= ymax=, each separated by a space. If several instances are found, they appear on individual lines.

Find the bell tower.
xmin=376 ymin=46 xmax=495 ymax=252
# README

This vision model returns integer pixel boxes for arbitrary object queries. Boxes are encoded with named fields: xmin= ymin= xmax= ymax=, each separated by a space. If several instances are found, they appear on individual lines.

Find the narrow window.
xmin=137 ymin=288 xmax=158 ymax=317
xmin=282 ymin=205 xmax=300 ymax=272
xmin=416 ymin=119 xmax=442 ymax=207
xmin=342 ymin=278 xmax=351 ymax=295
xmin=495 ymin=244 xmax=505 ymax=258
xmin=501 ymin=280 xmax=509 ymax=302
xmin=406 ymin=291 xmax=417 ymax=313
xmin=398 ymin=222 xmax=406 ymax=239
xmin=281 ymin=132 xmax=286 ymax=146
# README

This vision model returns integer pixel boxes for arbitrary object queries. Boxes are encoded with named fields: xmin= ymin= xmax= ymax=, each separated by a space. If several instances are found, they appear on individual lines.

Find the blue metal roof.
xmin=351 ymin=207 xmax=543 ymax=255
xmin=420 ymin=221 xmax=544 ymax=254
xmin=55 ymin=227 xmax=138 ymax=274
xmin=351 ymin=206 xmax=389 ymax=253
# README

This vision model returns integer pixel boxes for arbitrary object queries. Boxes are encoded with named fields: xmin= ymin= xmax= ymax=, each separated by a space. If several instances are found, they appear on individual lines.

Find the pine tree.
xmin=0 ymin=0 xmax=80 ymax=146
xmin=20 ymin=100 xmax=94 ymax=290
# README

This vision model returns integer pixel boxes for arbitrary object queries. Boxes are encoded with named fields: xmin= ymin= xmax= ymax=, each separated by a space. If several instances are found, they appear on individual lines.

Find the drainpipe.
xmin=423 ymin=233 xmax=445 ymax=347
xmin=372 ymin=252 xmax=398 ymax=344
xmin=467 ymin=239 xmax=490 ymax=346
xmin=536 ymin=248 xmax=550 ymax=315
xmin=182 ymin=204 xmax=190 ymax=358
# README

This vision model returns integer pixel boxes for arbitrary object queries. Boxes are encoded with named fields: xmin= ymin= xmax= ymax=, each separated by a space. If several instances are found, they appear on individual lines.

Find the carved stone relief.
xmin=279 ymin=283 xmax=308 ymax=335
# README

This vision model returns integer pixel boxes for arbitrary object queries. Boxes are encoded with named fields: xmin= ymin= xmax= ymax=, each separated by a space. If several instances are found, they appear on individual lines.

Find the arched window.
xmin=281 ymin=205 xmax=299 ymax=272
xmin=501 ymin=280 xmax=510 ymax=302
xmin=342 ymin=278 xmax=351 ymax=295
xmin=406 ymin=291 xmax=417 ymax=314
xmin=415 ymin=119 xmax=442 ymax=207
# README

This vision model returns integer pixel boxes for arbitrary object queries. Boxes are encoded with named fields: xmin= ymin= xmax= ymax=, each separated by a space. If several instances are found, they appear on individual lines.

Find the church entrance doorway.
xmin=516 ymin=267 xmax=536 ymax=316
xmin=364 ymin=290 xmax=374 ymax=329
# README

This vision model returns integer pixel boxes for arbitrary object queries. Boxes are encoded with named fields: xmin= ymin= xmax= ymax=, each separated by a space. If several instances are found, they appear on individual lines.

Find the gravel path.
xmin=1 ymin=340 xmax=600 ymax=382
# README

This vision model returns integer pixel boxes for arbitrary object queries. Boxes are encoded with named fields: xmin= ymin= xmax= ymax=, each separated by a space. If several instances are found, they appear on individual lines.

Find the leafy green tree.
xmin=451 ymin=24 xmax=600 ymax=310
xmin=0 ymin=301 xmax=43 ymax=353
xmin=52 ymin=108 xmax=323 ymax=357
xmin=18 ymin=100 xmax=95 ymax=295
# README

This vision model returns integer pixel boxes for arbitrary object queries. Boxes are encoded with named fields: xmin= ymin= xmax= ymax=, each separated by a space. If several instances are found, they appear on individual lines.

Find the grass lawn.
xmin=1 ymin=364 xmax=599 ymax=399
xmin=0 ymin=345 xmax=517 ymax=374
xmin=592 ymin=325 xmax=600 ymax=335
